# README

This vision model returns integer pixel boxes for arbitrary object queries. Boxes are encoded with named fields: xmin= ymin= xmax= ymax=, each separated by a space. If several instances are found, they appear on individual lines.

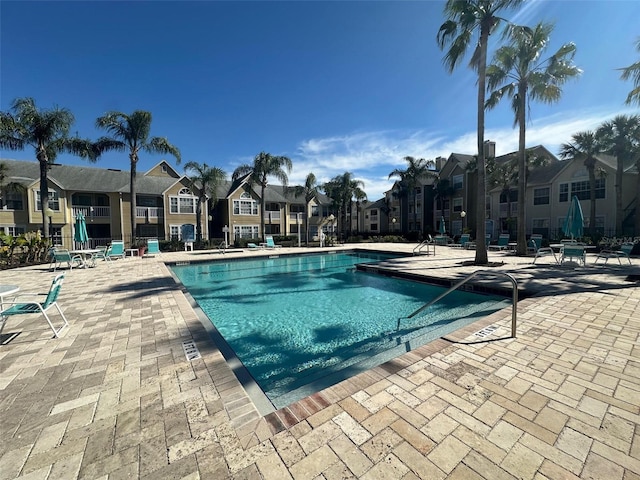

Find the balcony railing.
xmin=72 ymin=205 xmax=111 ymax=218
xmin=265 ymin=211 xmax=281 ymax=221
xmin=136 ymin=207 xmax=164 ymax=219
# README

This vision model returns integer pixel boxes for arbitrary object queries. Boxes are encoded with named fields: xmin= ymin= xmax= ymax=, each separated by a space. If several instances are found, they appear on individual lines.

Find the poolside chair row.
xmin=247 ymin=236 xmax=282 ymax=249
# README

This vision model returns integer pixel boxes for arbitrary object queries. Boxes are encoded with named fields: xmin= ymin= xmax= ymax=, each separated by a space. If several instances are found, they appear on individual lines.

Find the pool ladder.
xmin=397 ymin=270 xmax=519 ymax=338
xmin=413 ymin=239 xmax=435 ymax=256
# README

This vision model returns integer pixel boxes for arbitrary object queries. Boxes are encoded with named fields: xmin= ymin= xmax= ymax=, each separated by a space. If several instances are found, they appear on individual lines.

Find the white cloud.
xmin=280 ymin=106 xmax=630 ymax=201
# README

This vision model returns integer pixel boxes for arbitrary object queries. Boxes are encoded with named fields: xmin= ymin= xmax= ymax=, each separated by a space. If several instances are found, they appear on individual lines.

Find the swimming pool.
xmin=171 ymin=251 xmax=509 ymax=410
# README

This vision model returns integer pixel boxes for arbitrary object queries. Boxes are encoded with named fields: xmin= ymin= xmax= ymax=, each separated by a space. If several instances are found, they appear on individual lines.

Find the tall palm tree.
xmin=388 ymin=156 xmax=436 ymax=234
xmin=322 ymin=172 xmax=366 ymax=239
xmin=95 ymin=111 xmax=180 ymax=242
xmin=183 ymin=162 xmax=226 ymax=243
xmin=559 ymin=131 xmax=603 ymax=239
xmin=434 ymin=177 xmax=455 ymax=226
xmin=485 ymin=22 xmax=581 ymax=254
xmin=291 ymin=172 xmax=318 ymax=245
xmin=437 ymin=0 xmax=524 ymax=264
xmin=232 ymin=151 xmax=292 ymax=241
xmin=619 ymin=37 xmax=640 ymax=106
xmin=597 ymin=114 xmax=640 ymax=235
xmin=0 ymin=98 xmax=97 ymax=238
xmin=487 ymin=155 xmax=518 ymax=236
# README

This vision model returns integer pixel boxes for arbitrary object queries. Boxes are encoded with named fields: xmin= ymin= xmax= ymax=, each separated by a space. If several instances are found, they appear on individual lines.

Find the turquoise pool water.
xmin=171 ymin=251 xmax=509 ymax=409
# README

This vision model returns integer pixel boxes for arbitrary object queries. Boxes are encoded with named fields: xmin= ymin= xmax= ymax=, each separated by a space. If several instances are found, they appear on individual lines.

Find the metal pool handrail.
xmin=398 ymin=270 xmax=519 ymax=338
xmin=413 ymin=240 xmax=432 ymax=255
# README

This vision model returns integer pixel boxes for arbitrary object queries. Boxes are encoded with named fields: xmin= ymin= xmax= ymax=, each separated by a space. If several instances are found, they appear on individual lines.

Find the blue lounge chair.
xmin=560 ymin=244 xmax=586 ymax=266
xmin=107 ymin=240 xmax=125 ymax=260
xmin=489 ymin=234 xmax=510 ymax=251
xmin=595 ymin=242 xmax=633 ymax=265
xmin=247 ymin=243 xmax=262 ymax=249
xmin=450 ymin=233 xmax=470 ymax=248
xmin=265 ymin=236 xmax=282 ymax=248
xmin=50 ymin=248 xmax=83 ymax=271
xmin=145 ymin=239 xmax=160 ymax=257
xmin=0 ymin=274 xmax=69 ymax=337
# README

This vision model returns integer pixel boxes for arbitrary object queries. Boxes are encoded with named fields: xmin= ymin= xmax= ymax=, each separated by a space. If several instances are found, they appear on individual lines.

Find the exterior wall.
xmin=227 ymin=187 xmax=260 ymax=243
xmin=145 ymin=161 xmax=180 ymax=178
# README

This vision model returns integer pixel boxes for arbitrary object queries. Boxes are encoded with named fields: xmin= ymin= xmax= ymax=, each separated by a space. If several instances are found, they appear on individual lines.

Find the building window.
xmin=571 ymin=179 xmax=605 ymax=201
xmin=453 ymin=175 xmax=463 ymax=190
xmin=265 ymin=224 xmax=281 ymax=234
xmin=499 ymin=190 xmax=518 ymax=203
xmin=290 ymin=204 xmax=305 ymax=213
xmin=2 ymin=192 xmax=23 ymax=210
xmin=169 ymin=188 xmax=197 ymax=214
xmin=452 ymin=197 xmax=463 ymax=212
xmin=533 ymin=188 xmax=550 ymax=205
xmin=35 ymin=190 xmax=60 ymax=211
xmin=559 ymin=183 xmax=569 ymax=202
xmin=233 ymin=225 xmax=259 ymax=239
xmin=233 ymin=192 xmax=259 ymax=216
xmin=1 ymin=225 xmax=26 ymax=236
xmin=311 ymin=205 xmax=319 ymax=217
xmin=370 ymin=223 xmax=378 ymax=231
xmin=532 ymin=218 xmax=549 ymax=237
xmin=370 ymin=209 xmax=378 ymax=218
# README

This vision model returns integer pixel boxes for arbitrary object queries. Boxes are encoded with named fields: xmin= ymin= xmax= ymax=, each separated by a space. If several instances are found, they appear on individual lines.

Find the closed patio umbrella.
xmin=562 ymin=195 xmax=584 ymax=240
xmin=439 ymin=216 xmax=446 ymax=235
xmin=74 ymin=212 xmax=89 ymax=248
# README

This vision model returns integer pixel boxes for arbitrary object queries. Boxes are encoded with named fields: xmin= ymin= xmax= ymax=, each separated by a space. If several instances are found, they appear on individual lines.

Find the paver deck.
xmin=0 ymin=244 xmax=638 ymax=479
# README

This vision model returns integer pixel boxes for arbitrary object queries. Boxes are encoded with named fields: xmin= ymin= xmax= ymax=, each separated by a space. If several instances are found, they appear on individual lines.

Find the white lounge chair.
xmin=530 ymin=238 xmax=558 ymax=264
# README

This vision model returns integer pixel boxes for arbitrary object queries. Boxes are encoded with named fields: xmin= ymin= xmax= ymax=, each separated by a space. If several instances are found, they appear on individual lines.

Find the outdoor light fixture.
xmin=45 ymin=207 xmax=54 ymax=239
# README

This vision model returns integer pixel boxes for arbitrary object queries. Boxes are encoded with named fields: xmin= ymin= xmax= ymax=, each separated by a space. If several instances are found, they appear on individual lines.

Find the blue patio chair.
xmin=488 ymin=234 xmax=510 ymax=251
xmin=595 ymin=242 xmax=634 ymax=265
xmin=107 ymin=240 xmax=125 ymax=260
xmin=0 ymin=274 xmax=69 ymax=338
xmin=531 ymin=238 xmax=558 ymax=264
xmin=145 ymin=239 xmax=161 ymax=257
xmin=247 ymin=243 xmax=262 ymax=249
xmin=560 ymin=244 xmax=586 ymax=266
xmin=50 ymin=248 xmax=83 ymax=271
xmin=265 ymin=236 xmax=282 ymax=248
xmin=450 ymin=233 xmax=470 ymax=248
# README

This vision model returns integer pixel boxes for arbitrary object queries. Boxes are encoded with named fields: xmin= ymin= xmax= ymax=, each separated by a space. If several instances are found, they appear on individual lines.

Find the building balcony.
xmin=265 ymin=211 xmax=281 ymax=221
xmin=136 ymin=207 xmax=164 ymax=219
xmin=72 ymin=205 xmax=111 ymax=218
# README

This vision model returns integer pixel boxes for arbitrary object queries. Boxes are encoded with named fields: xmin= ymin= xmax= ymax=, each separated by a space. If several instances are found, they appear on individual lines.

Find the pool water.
xmin=171 ymin=252 xmax=509 ymax=409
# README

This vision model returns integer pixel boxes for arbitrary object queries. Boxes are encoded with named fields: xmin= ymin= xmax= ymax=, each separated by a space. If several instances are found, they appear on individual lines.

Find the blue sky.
xmin=1 ymin=0 xmax=638 ymax=200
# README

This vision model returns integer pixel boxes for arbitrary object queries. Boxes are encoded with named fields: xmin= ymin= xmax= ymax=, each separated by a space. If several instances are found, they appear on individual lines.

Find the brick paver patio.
xmin=0 ymin=244 xmax=638 ymax=479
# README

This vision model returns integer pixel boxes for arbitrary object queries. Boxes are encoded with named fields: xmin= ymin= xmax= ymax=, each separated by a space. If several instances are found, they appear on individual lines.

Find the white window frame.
xmin=35 ymin=189 xmax=60 ymax=211
xmin=2 ymin=192 xmax=24 ymax=211
xmin=233 ymin=192 xmax=259 ymax=216
xmin=0 ymin=225 xmax=26 ymax=236
xmin=233 ymin=224 xmax=259 ymax=239
xmin=452 ymin=197 xmax=463 ymax=212
xmin=169 ymin=188 xmax=197 ymax=215
xmin=453 ymin=174 xmax=463 ymax=190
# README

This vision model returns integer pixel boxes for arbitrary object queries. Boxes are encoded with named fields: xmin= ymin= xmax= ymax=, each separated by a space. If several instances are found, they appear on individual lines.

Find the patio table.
xmin=0 ymin=285 xmax=20 ymax=310
xmin=70 ymin=249 xmax=100 ymax=268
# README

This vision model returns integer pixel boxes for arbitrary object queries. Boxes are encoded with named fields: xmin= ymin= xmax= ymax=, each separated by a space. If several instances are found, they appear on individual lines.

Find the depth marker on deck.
xmin=182 ymin=340 xmax=201 ymax=361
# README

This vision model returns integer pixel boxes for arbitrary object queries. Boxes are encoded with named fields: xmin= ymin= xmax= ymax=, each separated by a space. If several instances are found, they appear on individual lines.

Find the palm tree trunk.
xmin=516 ymin=86 xmax=527 ymax=256
xmin=130 ymin=156 xmax=137 ymax=243
xmin=195 ymin=198 xmax=203 ymax=243
xmin=616 ymin=159 xmax=623 ymax=235
xmin=587 ymin=162 xmax=597 ymax=239
xmin=38 ymin=151 xmax=50 ymax=239
xmin=474 ymin=27 xmax=489 ymax=264
xmin=635 ymin=167 xmax=640 ymax=236
xmin=260 ymin=184 xmax=266 ymax=241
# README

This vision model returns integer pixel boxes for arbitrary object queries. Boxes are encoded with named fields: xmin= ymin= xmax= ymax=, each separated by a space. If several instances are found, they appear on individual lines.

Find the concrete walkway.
xmin=0 ymin=244 xmax=638 ymax=479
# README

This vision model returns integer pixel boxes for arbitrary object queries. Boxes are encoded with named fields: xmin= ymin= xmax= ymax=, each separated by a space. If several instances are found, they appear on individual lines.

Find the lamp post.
xmin=392 ymin=217 xmax=396 ymax=232
xmin=45 ymin=207 xmax=54 ymax=241
xmin=460 ymin=210 xmax=466 ymax=233
xmin=297 ymin=213 xmax=301 ymax=248
xmin=222 ymin=225 xmax=229 ymax=248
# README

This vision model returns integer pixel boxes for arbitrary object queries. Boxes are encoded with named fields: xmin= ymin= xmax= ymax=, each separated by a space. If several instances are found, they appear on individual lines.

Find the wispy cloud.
xmin=287 ymin=106 xmax=627 ymax=200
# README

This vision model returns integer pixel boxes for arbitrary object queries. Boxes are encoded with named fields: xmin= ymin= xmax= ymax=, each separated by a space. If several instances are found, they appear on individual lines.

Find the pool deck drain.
xmin=0 ymin=243 xmax=639 ymax=479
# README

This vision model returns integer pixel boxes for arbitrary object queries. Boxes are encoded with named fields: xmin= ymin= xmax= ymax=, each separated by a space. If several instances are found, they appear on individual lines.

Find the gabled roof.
xmin=363 ymin=198 xmax=387 ymax=210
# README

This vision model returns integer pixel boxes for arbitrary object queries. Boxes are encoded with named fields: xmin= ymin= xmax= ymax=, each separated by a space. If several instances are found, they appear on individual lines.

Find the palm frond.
xmin=146 ymin=137 xmax=181 ymax=163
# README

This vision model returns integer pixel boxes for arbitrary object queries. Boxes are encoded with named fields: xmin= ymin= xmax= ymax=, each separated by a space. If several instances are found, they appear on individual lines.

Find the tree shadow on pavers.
xmin=103 ymin=279 xmax=181 ymax=300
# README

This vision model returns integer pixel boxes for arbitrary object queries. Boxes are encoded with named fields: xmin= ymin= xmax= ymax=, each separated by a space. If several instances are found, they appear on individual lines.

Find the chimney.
xmin=483 ymin=140 xmax=496 ymax=159
xmin=435 ymin=156 xmax=447 ymax=171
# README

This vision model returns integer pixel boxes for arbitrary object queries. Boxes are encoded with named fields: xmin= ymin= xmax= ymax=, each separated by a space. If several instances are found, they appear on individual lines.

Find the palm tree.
xmin=487 ymin=155 xmax=518 ymax=236
xmin=183 ymin=162 xmax=226 ymax=243
xmin=0 ymin=98 xmax=97 ymax=238
xmin=388 ymin=156 xmax=436 ymax=234
xmin=434 ymin=177 xmax=455 ymax=227
xmin=437 ymin=0 xmax=524 ymax=264
xmin=485 ymin=22 xmax=581 ymax=255
xmin=291 ymin=172 xmax=319 ymax=245
xmin=596 ymin=114 xmax=640 ymax=235
xmin=232 ymin=151 xmax=292 ymax=242
xmin=619 ymin=38 xmax=640 ymax=106
xmin=322 ymin=172 xmax=366 ymax=239
xmin=95 ymin=111 xmax=180 ymax=242
xmin=559 ymin=131 xmax=603 ymax=239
